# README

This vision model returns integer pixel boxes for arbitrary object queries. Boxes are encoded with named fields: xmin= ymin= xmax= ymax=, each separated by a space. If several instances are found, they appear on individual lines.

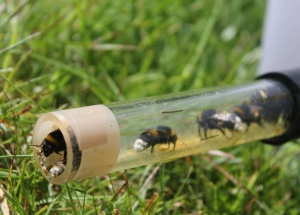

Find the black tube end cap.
xmin=257 ymin=68 xmax=300 ymax=145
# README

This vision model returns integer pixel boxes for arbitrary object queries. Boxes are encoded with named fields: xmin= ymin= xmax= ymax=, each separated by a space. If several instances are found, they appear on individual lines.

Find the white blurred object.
xmin=258 ymin=0 xmax=300 ymax=74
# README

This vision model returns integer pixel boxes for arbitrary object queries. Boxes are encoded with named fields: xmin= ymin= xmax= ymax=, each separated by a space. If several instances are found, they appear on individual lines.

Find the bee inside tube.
xmin=31 ymin=69 xmax=300 ymax=184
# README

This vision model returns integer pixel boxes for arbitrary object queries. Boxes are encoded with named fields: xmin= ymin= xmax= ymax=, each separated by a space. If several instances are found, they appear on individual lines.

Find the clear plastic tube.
xmin=32 ymin=79 xmax=294 ymax=184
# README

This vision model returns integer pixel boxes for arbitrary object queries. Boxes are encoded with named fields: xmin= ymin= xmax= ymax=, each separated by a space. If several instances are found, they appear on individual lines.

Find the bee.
xmin=42 ymin=160 xmax=66 ymax=178
xmin=32 ymin=129 xmax=67 ymax=159
xmin=250 ymin=88 xmax=292 ymax=123
xmin=49 ymin=160 xmax=66 ymax=177
xmin=233 ymin=104 xmax=263 ymax=131
xmin=197 ymin=109 xmax=243 ymax=138
xmin=133 ymin=125 xmax=177 ymax=153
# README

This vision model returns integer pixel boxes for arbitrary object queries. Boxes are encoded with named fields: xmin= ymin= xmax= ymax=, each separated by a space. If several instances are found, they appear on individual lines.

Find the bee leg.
xmin=209 ymin=121 xmax=226 ymax=136
xmin=247 ymin=122 xmax=252 ymax=132
xmin=216 ymin=127 xmax=226 ymax=136
xmin=198 ymin=125 xmax=202 ymax=138
xmin=204 ymin=131 xmax=207 ymax=139
xmin=257 ymin=119 xmax=264 ymax=128
xmin=151 ymin=145 xmax=154 ymax=153
xmin=244 ymin=122 xmax=250 ymax=132
xmin=204 ymin=127 xmax=209 ymax=139
xmin=54 ymin=150 xmax=62 ymax=156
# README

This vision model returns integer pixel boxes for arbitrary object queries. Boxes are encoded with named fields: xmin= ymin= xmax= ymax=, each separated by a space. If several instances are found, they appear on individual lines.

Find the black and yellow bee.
xmin=197 ymin=109 xmax=243 ymax=138
xmin=33 ymin=129 xmax=67 ymax=159
xmin=134 ymin=125 xmax=177 ymax=153
xmin=233 ymin=104 xmax=263 ymax=131
xmin=250 ymin=88 xmax=292 ymax=123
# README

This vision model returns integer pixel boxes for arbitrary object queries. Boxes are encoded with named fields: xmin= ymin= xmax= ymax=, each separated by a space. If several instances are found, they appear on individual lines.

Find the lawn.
xmin=1 ymin=0 xmax=300 ymax=214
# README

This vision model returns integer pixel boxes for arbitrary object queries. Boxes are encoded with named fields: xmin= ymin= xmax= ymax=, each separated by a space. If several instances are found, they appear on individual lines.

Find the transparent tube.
xmin=32 ymin=79 xmax=294 ymax=184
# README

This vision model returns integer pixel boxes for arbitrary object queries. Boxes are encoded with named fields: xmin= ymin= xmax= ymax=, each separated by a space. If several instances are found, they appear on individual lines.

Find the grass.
xmin=1 ymin=0 xmax=300 ymax=214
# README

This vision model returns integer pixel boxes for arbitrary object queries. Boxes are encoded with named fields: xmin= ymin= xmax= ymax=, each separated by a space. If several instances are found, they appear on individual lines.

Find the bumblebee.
xmin=197 ymin=109 xmax=243 ymax=138
xmin=42 ymin=160 xmax=66 ymax=178
xmin=49 ymin=160 xmax=66 ymax=177
xmin=33 ymin=129 xmax=67 ymax=159
xmin=250 ymin=88 xmax=292 ymax=123
xmin=133 ymin=125 xmax=177 ymax=153
xmin=233 ymin=104 xmax=263 ymax=131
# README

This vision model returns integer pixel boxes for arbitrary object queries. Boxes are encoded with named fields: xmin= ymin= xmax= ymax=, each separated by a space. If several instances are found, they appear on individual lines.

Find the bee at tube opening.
xmin=31 ymin=129 xmax=67 ymax=178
